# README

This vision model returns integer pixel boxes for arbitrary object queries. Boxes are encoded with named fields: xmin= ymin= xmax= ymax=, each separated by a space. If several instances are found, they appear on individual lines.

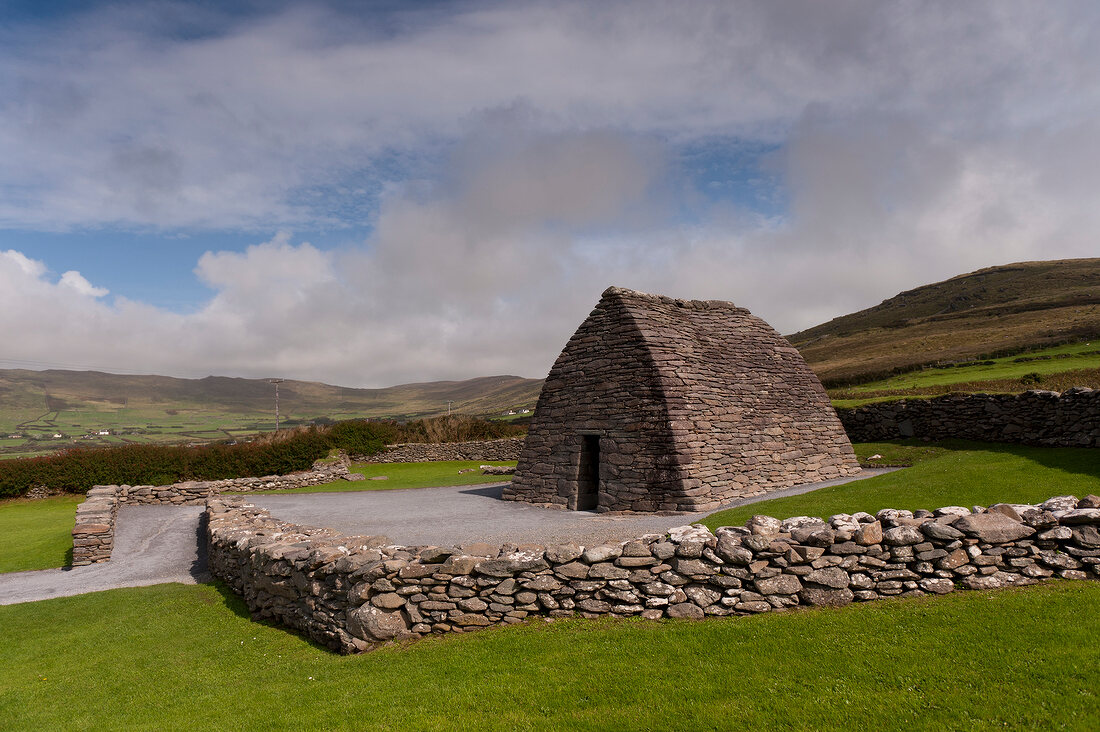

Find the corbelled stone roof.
xmin=505 ymin=286 xmax=859 ymax=512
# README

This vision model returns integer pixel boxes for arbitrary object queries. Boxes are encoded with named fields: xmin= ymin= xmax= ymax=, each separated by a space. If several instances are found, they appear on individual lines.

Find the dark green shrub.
xmin=326 ymin=420 xmax=400 ymax=456
xmin=0 ymin=428 xmax=332 ymax=498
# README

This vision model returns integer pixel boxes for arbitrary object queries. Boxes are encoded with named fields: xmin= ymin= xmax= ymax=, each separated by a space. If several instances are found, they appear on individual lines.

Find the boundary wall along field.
xmin=206 ymin=492 xmax=1100 ymax=653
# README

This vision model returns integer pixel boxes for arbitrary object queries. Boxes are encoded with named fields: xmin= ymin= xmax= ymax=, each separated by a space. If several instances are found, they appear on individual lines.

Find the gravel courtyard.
xmin=0 ymin=469 xmax=892 ymax=605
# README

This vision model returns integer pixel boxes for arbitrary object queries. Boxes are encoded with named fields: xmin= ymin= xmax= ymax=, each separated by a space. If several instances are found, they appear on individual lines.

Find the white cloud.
xmin=0 ymin=2 xmax=1098 ymax=386
xmin=2 ymin=1 xmax=1096 ymax=230
xmin=59 ymin=271 xmax=109 ymax=298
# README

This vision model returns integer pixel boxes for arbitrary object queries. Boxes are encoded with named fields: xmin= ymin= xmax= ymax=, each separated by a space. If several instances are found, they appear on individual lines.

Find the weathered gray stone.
xmin=667 ymin=602 xmax=705 ymax=619
xmin=951 ymin=513 xmax=1035 ymax=543
xmin=1060 ymin=509 xmax=1100 ymax=525
xmin=854 ymin=521 xmax=883 ymax=546
xmin=747 ymin=515 xmax=783 ymax=536
xmin=683 ymin=586 xmax=721 ymax=607
xmin=715 ymin=534 xmax=753 ymax=565
xmin=1072 ymin=526 xmax=1100 ymax=548
xmin=347 ymin=605 xmax=407 ymax=641
xmin=805 ymin=567 xmax=850 ymax=589
xmin=920 ymin=522 xmax=965 ymax=541
xmin=674 ymin=558 xmax=718 ymax=576
xmin=522 ymin=575 xmax=562 ymax=592
xmin=799 ymin=587 xmax=854 ymax=607
xmin=1042 ymin=496 xmax=1080 ymax=512
xmin=588 ymin=563 xmax=630 ymax=580
xmin=919 ymin=578 xmax=955 ymax=594
xmin=882 ymin=526 xmax=924 ymax=546
xmin=755 ymin=574 xmax=802 ymax=595
xmin=370 ymin=592 xmax=405 ymax=610
xmin=555 ymin=561 xmax=590 ymax=579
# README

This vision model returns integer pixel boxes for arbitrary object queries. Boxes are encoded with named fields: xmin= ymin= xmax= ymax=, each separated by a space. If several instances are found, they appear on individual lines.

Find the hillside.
xmin=789 ymin=258 xmax=1100 ymax=386
xmin=0 ymin=370 xmax=542 ymax=457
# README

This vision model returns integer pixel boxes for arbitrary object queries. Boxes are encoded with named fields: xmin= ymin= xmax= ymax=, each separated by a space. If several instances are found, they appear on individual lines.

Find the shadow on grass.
xmin=207 ymin=579 xmax=254 ymax=620
xmin=1006 ymin=443 xmax=1100 ymax=484
xmin=903 ymin=438 xmax=1100 ymax=484
xmin=205 ymin=579 xmax=344 ymax=654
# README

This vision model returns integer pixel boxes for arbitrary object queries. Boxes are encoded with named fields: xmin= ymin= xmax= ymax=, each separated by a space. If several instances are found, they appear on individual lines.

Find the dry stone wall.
xmin=72 ymin=486 xmax=120 ymax=566
xmin=838 ymin=388 xmax=1100 ymax=447
xmin=509 ymin=287 xmax=859 ymax=513
xmin=69 ymin=460 xmax=359 ymax=564
xmin=205 ymin=492 xmax=1100 ymax=654
xmin=360 ymin=437 xmax=525 ymax=463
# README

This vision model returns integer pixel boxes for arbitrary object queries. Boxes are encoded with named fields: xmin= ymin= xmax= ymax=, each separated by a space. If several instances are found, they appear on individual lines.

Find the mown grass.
xmin=0 ymin=494 xmax=81 ymax=573
xmin=266 ymin=460 xmax=518 ymax=494
xmin=703 ymin=440 xmax=1100 ymax=530
xmin=0 ymin=580 xmax=1096 ymax=730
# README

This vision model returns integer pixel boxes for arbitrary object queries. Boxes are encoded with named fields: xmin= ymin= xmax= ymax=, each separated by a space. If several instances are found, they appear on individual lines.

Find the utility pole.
xmin=268 ymin=379 xmax=285 ymax=431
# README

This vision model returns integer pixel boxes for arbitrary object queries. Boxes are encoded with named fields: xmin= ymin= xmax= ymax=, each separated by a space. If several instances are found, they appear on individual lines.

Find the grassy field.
xmin=829 ymin=341 xmax=1100 ymax=406
xmin=0 ymin=580 xmax=1096 ymax=730
xmin=703 ymin=440 xmax=1100 ymax=531
xmin=1 ymin=442 xmax=1097 ymax=728
xmin=268 ymin=460 xmax=518 ymax=494
xmin=0 ymin=494 xmax=81 ymax=573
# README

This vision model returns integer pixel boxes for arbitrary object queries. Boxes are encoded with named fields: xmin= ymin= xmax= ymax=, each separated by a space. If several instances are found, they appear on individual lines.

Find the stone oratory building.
xmin=504 ymin=287 xmax=860 ymax=513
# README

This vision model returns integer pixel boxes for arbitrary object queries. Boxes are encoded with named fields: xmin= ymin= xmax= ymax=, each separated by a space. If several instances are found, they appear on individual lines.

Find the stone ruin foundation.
xmin=505 ymin=287 xmax=860 ymax=513
xmin=204 ymin=493 xmax=1100 ymax=653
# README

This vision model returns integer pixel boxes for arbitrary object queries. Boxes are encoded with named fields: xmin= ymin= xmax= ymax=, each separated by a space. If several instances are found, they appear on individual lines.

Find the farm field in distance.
xmin=829 ymin=341 xmax=1100 ymax=406
xmin=0 ymin=370 xmax=541 ymax=459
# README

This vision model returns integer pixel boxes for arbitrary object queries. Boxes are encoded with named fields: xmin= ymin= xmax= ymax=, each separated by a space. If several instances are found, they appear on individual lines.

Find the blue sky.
xmin=1 ymin=1 xmax=1098 ymax=387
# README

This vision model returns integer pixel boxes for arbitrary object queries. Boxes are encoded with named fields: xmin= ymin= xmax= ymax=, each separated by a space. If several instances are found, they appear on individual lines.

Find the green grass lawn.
xmin=0 ymin=495 xmax=81 ymax=573
xmin=703 ymin=440 xmax=1100 ymax=531
xmin=1 ymin=443 xmax=1098 ymax=728
xmin=0 ymin=580 xmax=1096 ymax=730
xmin=265 ymin=460 xmax=517 ymax=493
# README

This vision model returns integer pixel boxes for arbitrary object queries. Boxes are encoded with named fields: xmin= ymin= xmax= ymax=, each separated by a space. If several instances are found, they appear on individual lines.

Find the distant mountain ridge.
xmin=3 ymin=258 xmax=1096 ymax=449
xmin=0 ymin=369 xmax=543 ymax=425
xmin=789 ymin=258 xmax=1100 ymax=385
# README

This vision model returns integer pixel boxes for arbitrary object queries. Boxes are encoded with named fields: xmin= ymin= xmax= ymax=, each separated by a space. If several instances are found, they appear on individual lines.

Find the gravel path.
xmin=0 ymin=505 xmax=208 ymax=606
xmin=0 ymin=468 xmax=894 ymax=605
xmin=250 ymin=469 xmax=896 ymax=548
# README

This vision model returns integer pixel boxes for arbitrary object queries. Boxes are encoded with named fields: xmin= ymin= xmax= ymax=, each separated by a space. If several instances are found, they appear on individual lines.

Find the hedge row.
xmin=0 ymin=417 xmax=527 ymax=498
xmin=0 ymin=429 xmax=334 ymax=498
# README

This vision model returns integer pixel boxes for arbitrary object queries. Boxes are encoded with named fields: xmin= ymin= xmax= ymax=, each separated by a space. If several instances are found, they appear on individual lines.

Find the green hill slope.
xmin=789 ymin=258 xmax=1100 ymax=386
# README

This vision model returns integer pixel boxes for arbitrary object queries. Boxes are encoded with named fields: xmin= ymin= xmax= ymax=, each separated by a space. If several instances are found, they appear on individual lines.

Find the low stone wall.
xmin=72 ymin=486 xmax=121 ymax=566
xmin=360 ymin=437 xmax=525 ymax=463
xmin=205 ymin=492 xmax=1100 ymax=654
xmin=112 ymin=461 xmax=358 ymax=506
xmin=70 ymin=460 xmax=359 ymax=564
xmin=837 ymin=388 xmax=1100 ymax=447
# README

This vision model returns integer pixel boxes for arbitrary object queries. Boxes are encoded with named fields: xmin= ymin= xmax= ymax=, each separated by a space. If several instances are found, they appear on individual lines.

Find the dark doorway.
xmin=577 ymin=435 xmax=600 ymax=510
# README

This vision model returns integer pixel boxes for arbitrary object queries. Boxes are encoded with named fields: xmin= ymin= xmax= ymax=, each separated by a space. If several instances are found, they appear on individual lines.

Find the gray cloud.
xmin=0 ymin=1 xmax=1098 ymax=386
